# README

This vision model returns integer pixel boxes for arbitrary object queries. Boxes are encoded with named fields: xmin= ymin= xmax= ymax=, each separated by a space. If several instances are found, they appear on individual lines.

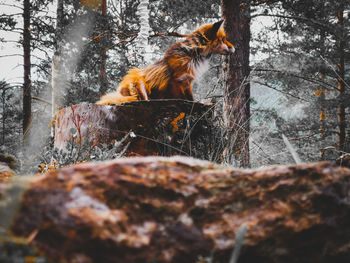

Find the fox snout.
xmin=224 ymin=46 xmax=235 ymax=55
xmin=216 ymin=38 xmax=235 ymax=55
xmin=218 ymin=44 xmax=235 ymax=55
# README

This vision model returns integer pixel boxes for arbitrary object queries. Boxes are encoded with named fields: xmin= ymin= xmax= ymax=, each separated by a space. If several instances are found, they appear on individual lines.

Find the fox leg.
xmin=183 ymin=86 xmax=194 ymax=101
xmin=167 ymin=81 xmax=194 ymax=101
xmin=172 ymin=73 xmax=194 ymax=101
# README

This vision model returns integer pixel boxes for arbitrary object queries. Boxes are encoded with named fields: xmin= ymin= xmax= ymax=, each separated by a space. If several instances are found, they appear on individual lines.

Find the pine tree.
xmin=22 ymin=0 xmax=31 ymax=143
xmin=221 ymin=0 xmax=251 ymax=167
xmin=51 ymin=0 xmax=64 ymax=118
xmin=252 ymin=0 xmax=350 ymax=161
xmin=0 ymin=81 xmax=11 ymax=145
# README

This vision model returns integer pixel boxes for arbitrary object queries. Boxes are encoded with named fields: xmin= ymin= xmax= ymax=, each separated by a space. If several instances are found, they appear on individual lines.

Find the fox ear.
xmin=213 ymin=20 xmax=224 ymax=32
xmin=207 ymin=20 xmax=224 ymax=40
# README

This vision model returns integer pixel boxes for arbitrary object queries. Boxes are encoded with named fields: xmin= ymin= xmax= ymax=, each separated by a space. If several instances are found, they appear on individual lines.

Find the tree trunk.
xmin=99 ymin=49 xmax=108 ymax=95
xmin=99 ymin=0 xmax=108 ymax=95
xmin=336 ymin=4 xmax=346 ymax=155
xmin=51 ymin=0 xmax=64 ymax=119
xmin=2 ymin=90 xmax=5 ymax=145
xmin=136 ymin=0 xmax=151 ymax=66
xmin=318 ymin=14 xmax=327 ymax=159
xmin=221 ymin=0 xmax=251 ymax=167
xmin=22 ymin=0 xmax=31 ymax=142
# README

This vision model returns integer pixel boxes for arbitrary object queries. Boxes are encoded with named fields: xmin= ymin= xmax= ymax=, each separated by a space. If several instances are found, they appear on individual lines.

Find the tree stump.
xmin=10 ymin=157 xmax=350 ymax=263
xmin=54 ymin=100 xmax=220 ymax=159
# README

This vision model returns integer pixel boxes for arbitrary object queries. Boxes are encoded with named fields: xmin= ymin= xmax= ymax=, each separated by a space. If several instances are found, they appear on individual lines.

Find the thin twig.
xmin=229 ymin=224 xmax=247 ymax=263
xmin=251 ymin=80 xmax=310 ymax=102
xmin=282 ymin=134 xmax=302 ymax=164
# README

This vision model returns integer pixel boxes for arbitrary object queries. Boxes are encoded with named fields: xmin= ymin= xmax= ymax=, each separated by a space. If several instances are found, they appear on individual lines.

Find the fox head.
xmin=191 ymin=20 xmax=235 ymax=56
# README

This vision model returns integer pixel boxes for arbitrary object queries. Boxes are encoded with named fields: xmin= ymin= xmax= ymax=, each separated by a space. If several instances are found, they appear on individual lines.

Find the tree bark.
xmin=318 ymin=8 xmax=327 ymax=159
xmin=2 ymin=89 xmax=6 ymax=145
xmin=221 ymin=0 xmax=251 ymax=167
xmin=99 ymin=0 xmax=108 ymax=95
xmin=22 ymin=0 xmax=31 ymax=142
xmin=51 ymin=0 xmax=64 ymax=119
xmin=336 ymin=4 xmax=346 ymax=155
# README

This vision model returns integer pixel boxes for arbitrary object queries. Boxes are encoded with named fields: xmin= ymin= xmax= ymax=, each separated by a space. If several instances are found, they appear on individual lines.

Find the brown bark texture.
xmin=336 ymin=4 xmax=346 ymax=154
xmin=318 ymin=12 xmax=326 ymax=143
xmin=23 ymin=0 xmax=31 ymax=138
xmin=10 ymin=157 xmax=350 ymax=263
xmin=54 ymin=101 xmax=219 ymax=159
xmin=99 ymin=0 xmax=108 ymax=95
xmin=221 ymin=0 xmax=251 ymax=167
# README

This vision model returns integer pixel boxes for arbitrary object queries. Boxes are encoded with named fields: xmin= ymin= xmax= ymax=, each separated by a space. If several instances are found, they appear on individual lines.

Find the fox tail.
xmin=96 ymin=91 xmax=140 ymax=105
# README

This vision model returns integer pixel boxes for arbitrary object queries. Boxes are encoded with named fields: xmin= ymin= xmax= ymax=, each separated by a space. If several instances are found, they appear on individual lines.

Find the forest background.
xmin=0 ymin=0 xmax=349 ymax=170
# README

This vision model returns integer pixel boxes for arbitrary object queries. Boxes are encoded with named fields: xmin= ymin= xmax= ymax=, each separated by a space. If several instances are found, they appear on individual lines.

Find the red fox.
xmin=96 ymin=20 xmax=235 ymax=105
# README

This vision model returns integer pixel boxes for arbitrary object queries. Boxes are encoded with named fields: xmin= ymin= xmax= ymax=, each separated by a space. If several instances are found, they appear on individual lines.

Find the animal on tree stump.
xmin=96 ymin=20 xmax=235 ymax=105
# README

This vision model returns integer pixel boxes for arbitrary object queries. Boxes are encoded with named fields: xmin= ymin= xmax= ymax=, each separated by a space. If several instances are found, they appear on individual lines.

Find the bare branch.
xmin=149 ymin=32 xmax=190 ymax=38
xmin=289 ymin=132 xmax=319 ymax=141
xmin=0 ymin=3 xmax=23 ymax=10
xmin=254 ymin=68 xmax=337 ymax=91
xmin=31 ymin=63 xmax=52 ymax=76
xmin=251 ymin=13 xmax=335 ymax=35
xmin=246 ymin=0 xmax=281 ymax=7
xmin=0 ymin=13 xmax=22 ymax=17
xmin=0 ymin=28 xmax=22 ymax=34
xmin=0 ymin=54 xmax=23 ymax=58
xmin=32 ymin=96 xmax=51 ymax=105
xmin=251 ymin=80 xmax=310 ymax=102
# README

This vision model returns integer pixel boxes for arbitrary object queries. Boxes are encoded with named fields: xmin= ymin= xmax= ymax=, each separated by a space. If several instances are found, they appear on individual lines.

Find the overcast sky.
xmin=0 ymin=3 xmax=24 ymax=85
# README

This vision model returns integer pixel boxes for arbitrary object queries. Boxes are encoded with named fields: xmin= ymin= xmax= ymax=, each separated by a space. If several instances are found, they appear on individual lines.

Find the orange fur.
xmin=97 ymin=20 xmax=235 ymax=105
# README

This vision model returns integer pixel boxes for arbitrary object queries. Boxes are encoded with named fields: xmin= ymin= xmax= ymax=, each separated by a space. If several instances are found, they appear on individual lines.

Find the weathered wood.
xmin=10 ymin=157 xmax=350 ymax=263
xmin=54 ymin=100 xmax=218 ymax=159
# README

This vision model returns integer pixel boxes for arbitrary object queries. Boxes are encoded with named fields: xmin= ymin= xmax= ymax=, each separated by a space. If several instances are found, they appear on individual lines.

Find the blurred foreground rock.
xmin=10 ymin=157 xmax=350 ymax=263
xmin=0 ymin=175 xmax=48 ymax=263
xmin=54 ymin=101 xmax=220 ymax=159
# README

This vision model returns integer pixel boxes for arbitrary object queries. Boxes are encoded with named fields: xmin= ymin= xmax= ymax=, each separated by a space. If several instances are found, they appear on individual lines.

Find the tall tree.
xmin=23 ymin=0 xmax=31 ymax=142
xmin=51 ymin=0 xmax=64 ymax=119
xmin=221 ymin=0 xmax=251 ymax=167
xmin=136 ymin=0 xmax=151 ymax=65
xmin=263 ymin=0 xmax=350 ymax=159
xmin=99 ymin=0 xmax=108 ymax=95
xmin=336 ymin=2 xmax=346 ymax=155
xmin=0 ymin=81 xmax=11 ymax=145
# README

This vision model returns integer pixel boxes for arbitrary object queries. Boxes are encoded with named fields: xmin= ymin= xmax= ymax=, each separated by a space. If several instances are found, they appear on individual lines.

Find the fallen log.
xmin=54 ymin=101 xmax=219 ymax=159
xmin=10 ymin=157 xmax=350 ymax=263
